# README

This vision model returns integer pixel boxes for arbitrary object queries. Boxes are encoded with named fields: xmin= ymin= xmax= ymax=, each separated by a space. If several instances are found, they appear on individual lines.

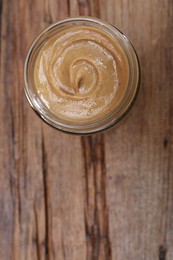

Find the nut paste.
xmin=34 ymin=26 xmax=129 ymax=122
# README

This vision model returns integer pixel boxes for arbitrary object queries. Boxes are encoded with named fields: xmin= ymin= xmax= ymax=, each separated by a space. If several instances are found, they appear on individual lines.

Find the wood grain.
xmin=81 ymin=135 xmax=111 ymax=259
xmin=0 ymin=0 xmax=173 ymax=260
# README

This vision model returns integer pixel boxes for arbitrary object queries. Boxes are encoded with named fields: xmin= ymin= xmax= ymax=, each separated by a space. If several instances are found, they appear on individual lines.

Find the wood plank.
xmin=0 ymin=0 xmax=172 ymax=260
xmin=103 ymin=0 xmax=173 ymax=260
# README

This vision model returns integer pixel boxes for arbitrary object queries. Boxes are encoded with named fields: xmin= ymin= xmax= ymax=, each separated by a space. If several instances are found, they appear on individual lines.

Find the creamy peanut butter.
xmin=34 ymin=26 xmax=129 ymax=122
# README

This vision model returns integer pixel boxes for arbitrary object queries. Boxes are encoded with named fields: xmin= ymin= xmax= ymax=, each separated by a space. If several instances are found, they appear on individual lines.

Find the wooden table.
xmin=0 ymin=0 xmax=173 ymax=259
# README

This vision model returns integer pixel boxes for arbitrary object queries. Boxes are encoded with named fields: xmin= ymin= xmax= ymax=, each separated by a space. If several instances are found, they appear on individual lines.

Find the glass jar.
xmin=24 ymin=17 xmax=140 ymax=134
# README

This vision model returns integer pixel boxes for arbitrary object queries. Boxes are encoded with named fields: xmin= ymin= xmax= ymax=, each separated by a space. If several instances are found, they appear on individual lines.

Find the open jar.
xmin=24 ymin=17 xmax=140 ymax=134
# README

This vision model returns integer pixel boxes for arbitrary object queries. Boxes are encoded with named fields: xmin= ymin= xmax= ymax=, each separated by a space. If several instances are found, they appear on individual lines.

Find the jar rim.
xmin=24 ymin=16 xmax=140 ymax=134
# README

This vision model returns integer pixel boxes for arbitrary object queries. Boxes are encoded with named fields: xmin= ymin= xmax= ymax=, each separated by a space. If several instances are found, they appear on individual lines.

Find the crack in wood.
xmin=81 ymin=134 xmax=112 ymax=260
xmin=95 ymin=0 xmax=100 ymax=18
xmin=77 ymin=0 xmax=100 ymax=17
xmin=61 ymin=235 xmax=67 ymax=260
xmin=44 ymin=0 xmax=53 ymax=25
xmin=77 ymin=0 xmax=89 ymax=15
xmin=163 ymin=137 xmax=168 ymax=149
xmin=34 ymin=203 xmax=41 ymax=260
xmin=78 ymin=0 xmax=88 ymax=8
xmin=159 ymin=245 xmax=167 ymax=260
xmin=86 ymin=0 xmax=100 ymax=17
xmin=9 ymin=100 xmax=22 ymax=227
xmin=67 ymin=0 xmax=70 ymax=16
xmin=42 ymin=132 xmax=49 ymax=260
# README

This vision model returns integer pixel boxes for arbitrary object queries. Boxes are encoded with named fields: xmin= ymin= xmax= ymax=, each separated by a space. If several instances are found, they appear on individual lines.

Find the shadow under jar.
xmin=24 ymin=17 xmax=140 ymax=135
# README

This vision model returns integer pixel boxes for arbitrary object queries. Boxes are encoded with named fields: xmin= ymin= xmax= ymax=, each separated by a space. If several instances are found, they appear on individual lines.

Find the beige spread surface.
xmin=34 ymin=26 xmax=129 ymax=122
